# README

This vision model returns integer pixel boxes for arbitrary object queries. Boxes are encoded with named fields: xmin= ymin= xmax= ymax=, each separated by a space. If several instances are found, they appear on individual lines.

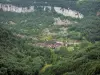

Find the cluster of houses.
xmin=36 ymin=41 xmax=63 ymax=48
xmin=54 ymin=18 xmax=71 ymax=26
xmin=35 ymin=40 xmax=79 ymax=49
xmin=97 ymin=11 xmax=100 ymax=16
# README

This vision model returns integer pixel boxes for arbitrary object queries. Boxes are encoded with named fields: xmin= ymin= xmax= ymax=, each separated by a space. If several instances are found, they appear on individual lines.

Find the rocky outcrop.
xmin=54 ymin=7 xmax=84 ymax=18
xmin=0 ymin=3 xmax=34 ymax=13
xmin=0 ymin=3 xmax=84 ymax=18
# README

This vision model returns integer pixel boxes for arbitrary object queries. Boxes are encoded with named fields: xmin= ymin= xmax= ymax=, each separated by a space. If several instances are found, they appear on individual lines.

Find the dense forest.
xmin=0 ymin=0 xmax=100 ymax=75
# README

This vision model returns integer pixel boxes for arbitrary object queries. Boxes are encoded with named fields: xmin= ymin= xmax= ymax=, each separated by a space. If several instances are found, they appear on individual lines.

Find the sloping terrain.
xmin=0 ymin=0 xmax=100 ymax=75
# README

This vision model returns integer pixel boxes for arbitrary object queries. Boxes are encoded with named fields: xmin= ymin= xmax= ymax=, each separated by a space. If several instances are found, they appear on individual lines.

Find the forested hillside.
xmin=0 ymin=0 xmax=100 ymax=75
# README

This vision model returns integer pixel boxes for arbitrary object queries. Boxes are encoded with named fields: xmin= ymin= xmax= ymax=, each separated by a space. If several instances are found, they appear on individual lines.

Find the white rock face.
xmin=0 ymin=3 xmax=34 ymax=13
xmin=0 ymin=3 xmax=84 ymax=18
xmin=54 ymin=7 xmax=84 ymax=18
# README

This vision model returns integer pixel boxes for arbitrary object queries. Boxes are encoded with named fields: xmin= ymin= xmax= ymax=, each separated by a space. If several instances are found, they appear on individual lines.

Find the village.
xmin=27 ymin=40 xmax=80 ymax=49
